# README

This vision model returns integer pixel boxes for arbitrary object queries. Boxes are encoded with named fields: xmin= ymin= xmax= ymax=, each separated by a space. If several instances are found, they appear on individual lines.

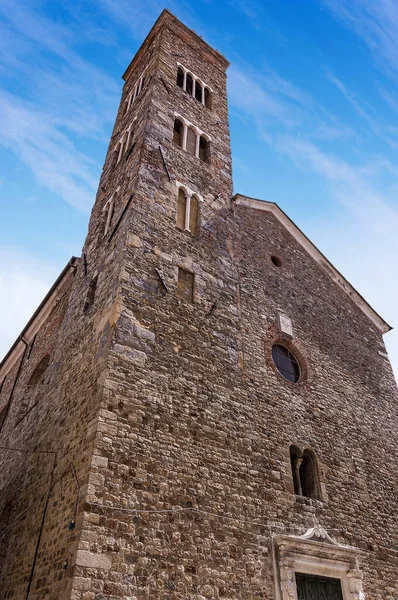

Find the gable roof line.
xmin=232 ymin=194 xmax=391 ymax=335
xmin=0 ymin=257 xmax=79 ymax=382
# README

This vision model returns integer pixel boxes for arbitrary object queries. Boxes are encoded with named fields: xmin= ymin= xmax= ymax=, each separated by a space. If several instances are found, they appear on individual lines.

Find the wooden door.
xmin=296 ymin=573 xmax=344 ymax=600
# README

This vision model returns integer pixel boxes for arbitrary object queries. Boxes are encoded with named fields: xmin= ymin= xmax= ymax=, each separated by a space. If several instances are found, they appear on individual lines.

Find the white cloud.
xmin=228 ymin=64 xmax=355 ymax=142
xmin=0 ymin=251 xmax=59 ymax=362
xmin=0 ymin=0 xmax=120 ymax=213
xmin=322 ymin=0 xmax=398 ymax=77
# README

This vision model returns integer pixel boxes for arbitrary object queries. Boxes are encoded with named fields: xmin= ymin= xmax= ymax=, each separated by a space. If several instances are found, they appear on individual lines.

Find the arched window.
xmin=124 ymin=128 xmax=134 ymax=157
xmin=290 ymin=445 xmax=321 ymax=500
xmin=176 ymin=187 xmax=200 ymax=235
xmin=195 ymin=81 xmax=203 ymax=102
xmin=189 ymin=195 xmax=199 ymax=235
xmin=103 ymin=193 xmax=116 ymax=236
xmin=28 ymin=354 xmax=50 ymax=387
xmin=176 ymin=187 xmax=187 ymax=230
xmin=204 ymin=87 xmax=211 ymax=108
xmin=173 ymin=118 xmax=184 ymax=147
xmin=301 ymin=449 xmax=320 ymax=499
xmin=186 ymin=73 xmax=193 ymax=95
xmin=177 ymin=67 xmax=184 ymax=88
xmin=186 ymin=127 xmax=197 ymax=156
xmin=199 ymin=136 xmax=210 ymax=162
xmin=115 ymin=137 xmax=125 ymax=164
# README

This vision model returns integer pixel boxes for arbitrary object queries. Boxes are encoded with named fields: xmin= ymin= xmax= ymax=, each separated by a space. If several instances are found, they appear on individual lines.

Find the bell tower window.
xmin=177 ymin=67 xmax=184 ymax=88
xmin=173 ymin=114 xmax=211 ymax=161
xmin=186 ymin=126 xmax=197 ymax=156
xmin=176 ymin=183 xmax=202 ymax=235
xmin=199 ymin=136 xmax=210 ymax=162
xmin=173 ymin=118 xmax=184 ymax=147
xmin=195 ymin=81 xmax=203 ymax=102
xmin=186 ymin=73 xmax=193 ymax=95
xmin=176 ymin=63 xmax=212 ymax=107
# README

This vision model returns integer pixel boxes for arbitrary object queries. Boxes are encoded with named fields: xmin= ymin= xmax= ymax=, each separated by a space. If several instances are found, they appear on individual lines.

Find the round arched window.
xmin=272 ymin=344 xmax=300 ymax=383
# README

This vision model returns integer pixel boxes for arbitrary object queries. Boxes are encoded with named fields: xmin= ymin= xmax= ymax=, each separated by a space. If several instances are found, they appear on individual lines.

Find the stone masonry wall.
xmin=66 ymin=10 xmax=398 ymax=600
xmin=1 ymin=9 xmax=398 ymax=600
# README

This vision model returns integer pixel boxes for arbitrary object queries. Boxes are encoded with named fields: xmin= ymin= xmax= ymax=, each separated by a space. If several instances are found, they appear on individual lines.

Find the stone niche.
xmin=273 ymin=526 xmax=365 ymax=600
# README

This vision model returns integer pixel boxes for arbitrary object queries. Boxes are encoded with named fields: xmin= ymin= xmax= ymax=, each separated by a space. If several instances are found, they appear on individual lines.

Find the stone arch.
xmin=186 ymin=72 xmax=193 ymax=95
xmin=173 ymin=117 xmax=184 ymax=147
xmin=177 ymin=67 xmax=184 ymax=88
xmin=199 ymin=135 xmax=210 ymax=162
xmin=195 ymin=80 xmax=203 ymax=102
xmin=176 ymin=187 xmax=187 ymax=229
xmin=189 ymin=194 xmax=200 ymax=235
xmin=290 ymin=444 xmax=321 ymax=500
xmin=186 ymin=126 xmax=197 ymax=156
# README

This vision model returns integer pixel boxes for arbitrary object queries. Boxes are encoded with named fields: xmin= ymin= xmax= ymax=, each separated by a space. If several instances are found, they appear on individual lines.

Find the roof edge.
xmin=232 ymin=194 xmax=392 ymax=335
xmin=0 ymin=257 xmax=79 ymax=380
xmin=122 ymin=9 xmax=229 ymax=82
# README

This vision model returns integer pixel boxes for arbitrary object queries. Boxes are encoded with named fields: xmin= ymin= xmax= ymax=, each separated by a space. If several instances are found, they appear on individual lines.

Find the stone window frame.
xmin=124 ymin=66 xmax=148 ymax=113
xmin=273 ymin=526 xmax=364 ymax=600
xmin=289 ymin=444 xmax=324 ymax=502
xmin=265 ymin=330 xmax=310 ymax=389
xmin=114 ymin=123 xmax=135 ymax=165
xmin=176 ymin=62 xmax=212 ymax=106
xmin=175 ymin=181 xmax=203 ymax=233
xmin=103 ymin=187 xmax=120 ymax=236
xmin=173 ymin=113 xmax=211 ymax=160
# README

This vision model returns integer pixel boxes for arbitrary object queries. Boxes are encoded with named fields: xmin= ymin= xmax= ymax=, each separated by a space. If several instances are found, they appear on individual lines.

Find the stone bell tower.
xmin=68 ymin=8 xmax=242 ymax=600
xmin=2 ymin=8 xmax=398 ymax=600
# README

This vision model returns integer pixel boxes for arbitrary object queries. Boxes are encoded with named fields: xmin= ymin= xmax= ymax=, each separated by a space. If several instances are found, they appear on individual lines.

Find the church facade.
xmin=0 ymin=10 xmax=397 ymax=600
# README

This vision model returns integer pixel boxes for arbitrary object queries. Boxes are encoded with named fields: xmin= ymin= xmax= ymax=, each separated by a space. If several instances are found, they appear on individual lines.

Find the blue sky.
xmin=0 ymin=0 xmax=397 ymax=378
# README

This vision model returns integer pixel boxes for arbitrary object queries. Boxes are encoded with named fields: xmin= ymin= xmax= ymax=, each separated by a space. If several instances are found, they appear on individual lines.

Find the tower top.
xmin=122 ymin=9 xmax=229 ymax=83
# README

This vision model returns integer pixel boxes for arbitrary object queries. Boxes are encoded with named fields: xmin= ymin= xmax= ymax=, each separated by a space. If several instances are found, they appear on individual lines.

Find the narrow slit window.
xmin=177 ymin=268 xmax=194 ymax=303
xmin=173 ymin=118 xmax=184 ymax=147
xmin=83 ymin=276 xmax=98 ymax=313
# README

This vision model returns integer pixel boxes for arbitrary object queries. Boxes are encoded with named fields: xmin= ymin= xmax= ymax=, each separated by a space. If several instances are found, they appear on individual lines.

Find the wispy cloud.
xmin=0 ymin=91 xmax=98 ymax=211
xmin=0 ymin=250 xmax=59 ymax=362
xmin=228 ymin=63 xmax=354 ymax=142
xmin=324 ymin=69 xmax=398 ymax=149
xmin=322 ymin=0 xmax=398 ymax=77
xmin=0 ymin=0 xmax=120 ymax=212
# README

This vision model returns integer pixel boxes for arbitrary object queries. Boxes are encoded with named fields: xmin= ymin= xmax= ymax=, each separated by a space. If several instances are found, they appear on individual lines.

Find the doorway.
xmin=296 ymin=573 xmax=343 ymax=600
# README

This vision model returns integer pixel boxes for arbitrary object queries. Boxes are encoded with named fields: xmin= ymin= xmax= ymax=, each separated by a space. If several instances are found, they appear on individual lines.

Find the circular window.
xmin=272 ymin=344 xmax=300 ymax=383
xmin=271 ymin=255 xmax=282 ymax=267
